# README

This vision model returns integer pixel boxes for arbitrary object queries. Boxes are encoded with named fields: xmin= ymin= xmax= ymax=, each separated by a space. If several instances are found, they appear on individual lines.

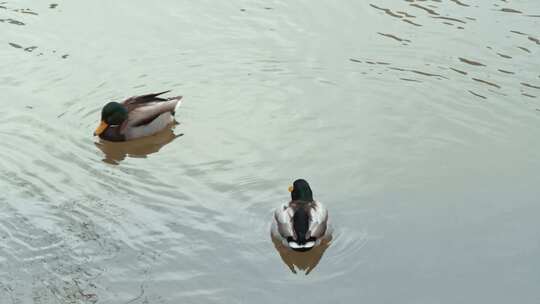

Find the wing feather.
xmin=120 ymin=91 xmax=182 ymax=127
xmin=122 ymin=90 xmax=171 ymax=106
xmin=308 ymin=201 xmax=328 ymax=238
xmin=275 ymin=205 xmax=294 ymax=238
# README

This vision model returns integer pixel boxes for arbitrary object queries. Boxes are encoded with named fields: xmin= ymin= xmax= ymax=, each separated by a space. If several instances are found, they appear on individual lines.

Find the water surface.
xmin=1 ymin=0 xmax=540 ymax=303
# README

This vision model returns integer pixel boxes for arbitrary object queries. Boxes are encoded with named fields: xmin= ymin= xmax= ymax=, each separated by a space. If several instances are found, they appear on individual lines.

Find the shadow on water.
xmin=271 ymin=234 xmax=332 ymax=275
xmin=94 ymin=128 xmax=182 ymax=165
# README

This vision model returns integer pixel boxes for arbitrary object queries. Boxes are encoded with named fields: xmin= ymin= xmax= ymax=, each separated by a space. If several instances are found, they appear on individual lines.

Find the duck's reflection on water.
xmin=94 ymin=128 xmax=182 ymax=165
xmin=271 ymin=234 xmax=332 ymax=275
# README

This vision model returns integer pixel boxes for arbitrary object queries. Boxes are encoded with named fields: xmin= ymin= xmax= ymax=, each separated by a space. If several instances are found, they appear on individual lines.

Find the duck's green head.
xmin=288 ymin=179 xmax=313 ymax=202
xmin=94 ymin=102 xmax=128 ymax=136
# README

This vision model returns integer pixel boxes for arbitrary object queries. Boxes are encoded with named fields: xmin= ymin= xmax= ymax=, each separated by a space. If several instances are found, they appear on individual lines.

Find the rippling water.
xmin=1 ymin=1 xmax=539 ymax=303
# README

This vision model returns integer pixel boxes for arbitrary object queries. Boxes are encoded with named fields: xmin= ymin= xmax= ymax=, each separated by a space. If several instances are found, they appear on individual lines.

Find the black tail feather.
xmin=124 ymin=90 xmax=172 ymax=105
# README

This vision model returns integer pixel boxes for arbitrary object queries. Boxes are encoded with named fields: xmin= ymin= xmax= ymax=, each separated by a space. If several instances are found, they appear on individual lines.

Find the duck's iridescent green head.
xmin=288 ymin=179 xmax=313 ymax=202
xmin=94 ymin=102 xmax=128 ymax=136
xmin=101 ymin=102 xmax=128 ymax=125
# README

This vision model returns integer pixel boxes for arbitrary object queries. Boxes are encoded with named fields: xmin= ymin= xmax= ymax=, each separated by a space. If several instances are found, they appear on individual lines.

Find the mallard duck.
xmin=93 ymin=91 xmax=182 ymax=142
xmin=272 ymin=179 xmax=329 ymax=252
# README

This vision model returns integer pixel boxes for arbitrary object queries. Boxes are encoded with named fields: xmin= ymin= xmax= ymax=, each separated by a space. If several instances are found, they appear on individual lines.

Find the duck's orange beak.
xmin=94 ymin=121 xmax=108 ymax=136
xmin=288 ymin=185 xmax=294 ymax=192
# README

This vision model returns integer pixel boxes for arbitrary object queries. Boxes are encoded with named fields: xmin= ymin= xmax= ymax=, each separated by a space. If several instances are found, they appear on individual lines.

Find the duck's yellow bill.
xmin=94 ymin=121 xmax=108 ymax=136
xmin=288 ymin=185 xmax=293 ymax=192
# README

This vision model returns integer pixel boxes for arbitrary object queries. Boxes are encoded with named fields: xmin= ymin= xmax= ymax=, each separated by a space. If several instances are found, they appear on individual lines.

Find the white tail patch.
xmin=288 ymin=241 xmax=315 ymax=250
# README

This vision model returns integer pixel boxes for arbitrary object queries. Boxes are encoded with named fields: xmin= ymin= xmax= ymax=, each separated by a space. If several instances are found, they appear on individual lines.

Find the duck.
xmin=272 ymin=179 xmax=329 ymax=252
xmin=93 ymin=90 xmax=182 ymax=142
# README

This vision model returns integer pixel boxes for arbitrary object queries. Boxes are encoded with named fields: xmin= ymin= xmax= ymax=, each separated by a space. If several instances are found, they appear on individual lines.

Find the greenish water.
xmin=1 ymin=1 xmax=539 ymax=303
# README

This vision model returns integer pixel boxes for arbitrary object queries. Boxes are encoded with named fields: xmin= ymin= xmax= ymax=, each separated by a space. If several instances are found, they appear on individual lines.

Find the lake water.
xmin=1 ymin=0 xmax=540 ymax=303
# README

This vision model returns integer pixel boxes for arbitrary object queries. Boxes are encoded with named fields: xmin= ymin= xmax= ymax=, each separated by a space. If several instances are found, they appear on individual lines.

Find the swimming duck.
xmin=272 ymin=179 xmax=329 ymax=252
xmin=93 ymin=91 xmax=182 ymax=142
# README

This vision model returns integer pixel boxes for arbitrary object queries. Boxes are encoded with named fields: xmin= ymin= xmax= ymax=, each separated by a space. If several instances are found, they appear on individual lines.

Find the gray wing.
xmin=126 ymin=100 xmax=180 ymax=128
xmin=122 ymin=91 xmax=182 ymax=128
xmin=274 ymin=204 xmax=294 ymax=238
xmin=308 ymin=201 xmax=328 ymax=238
